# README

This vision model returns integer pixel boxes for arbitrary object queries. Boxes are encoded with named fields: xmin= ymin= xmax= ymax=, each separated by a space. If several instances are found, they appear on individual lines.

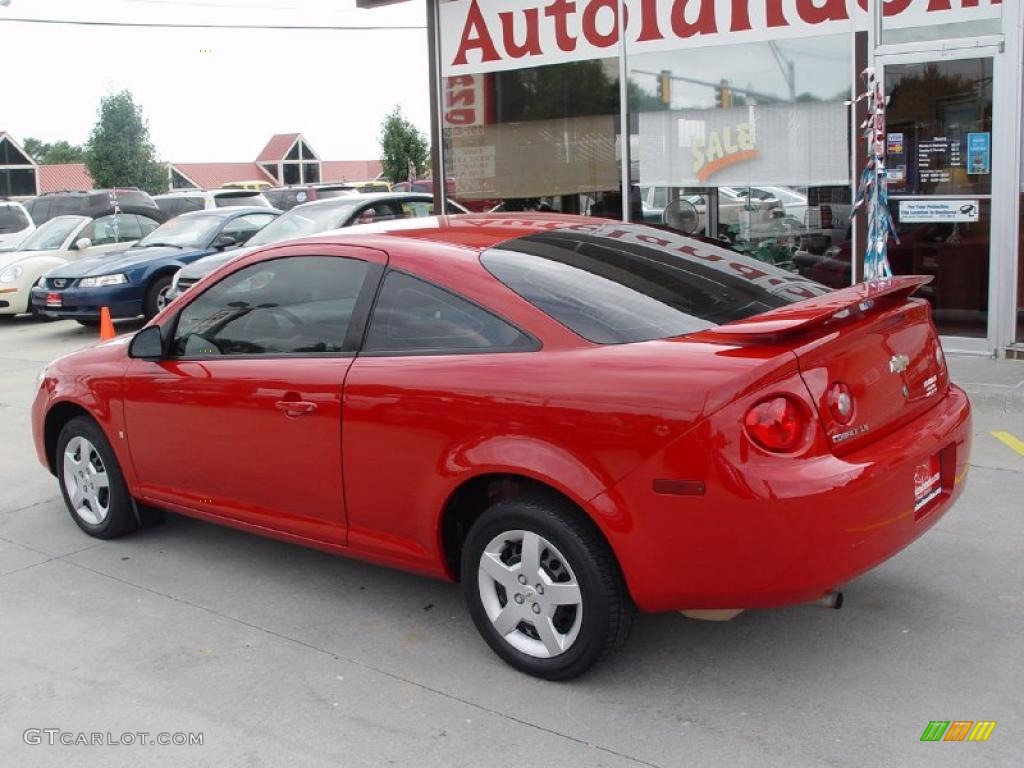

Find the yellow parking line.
xmin=991 ymin=431 xmax=1024 ymax=457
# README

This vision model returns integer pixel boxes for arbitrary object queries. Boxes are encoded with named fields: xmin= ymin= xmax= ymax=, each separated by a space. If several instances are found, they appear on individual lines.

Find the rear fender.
xmin=444 ymin=435 xmax=619 ymax=526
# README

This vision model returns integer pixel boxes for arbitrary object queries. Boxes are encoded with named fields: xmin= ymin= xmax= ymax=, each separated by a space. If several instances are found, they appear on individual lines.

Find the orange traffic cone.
xmin=99 ymin=307 xmax=116 ymax=341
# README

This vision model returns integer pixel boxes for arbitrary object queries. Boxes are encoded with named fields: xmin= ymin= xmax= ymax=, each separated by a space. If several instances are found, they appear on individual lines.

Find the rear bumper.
xmin=600 ymin=385 xmax=972 ymax=612
xmin=30 ymin=285 xmax=143 ymax=320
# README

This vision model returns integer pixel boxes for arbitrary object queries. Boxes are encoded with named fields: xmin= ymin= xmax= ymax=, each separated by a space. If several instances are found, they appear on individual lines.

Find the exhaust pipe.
xmin=809 ymin=590 xmax=844 ymax=609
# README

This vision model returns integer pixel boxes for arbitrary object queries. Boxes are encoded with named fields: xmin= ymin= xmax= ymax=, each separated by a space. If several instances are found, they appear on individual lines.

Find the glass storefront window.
xmin=627 ymin=35 xmax=853 ymax=279
xmin=442 ymin=59 xmax=622 ymax=214
xmin=883 ymin=57 xmax=994 ymax=339
xmin=885 ymin=60 xmax=993 ymax=197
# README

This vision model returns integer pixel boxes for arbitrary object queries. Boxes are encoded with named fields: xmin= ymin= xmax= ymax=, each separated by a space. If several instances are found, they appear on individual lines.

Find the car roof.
xmin=293 ymin=191 xmax=434 ymax=211
xmin=174 ymin=206 xmax=280 ymax=220
xmin=263 ymin=213 xmax=603 ymax=256
xmin=155 ymin=189 xmax=267 ymax=198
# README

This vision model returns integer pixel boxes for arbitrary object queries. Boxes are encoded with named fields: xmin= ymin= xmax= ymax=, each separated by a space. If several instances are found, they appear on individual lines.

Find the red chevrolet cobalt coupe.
xmin=32 ymin=215 xmax=971 ymax=679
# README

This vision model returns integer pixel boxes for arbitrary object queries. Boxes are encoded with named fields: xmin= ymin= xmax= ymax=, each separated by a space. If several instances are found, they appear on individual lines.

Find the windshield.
xmin=482 ymin=223 xmax=829 ymax=344
xmin=17 ymin=216 xmax=87 ymax=251
xmin=138 ymin=215 xmax=221 ymax=249
xmin=246 ymin=202 xmax=355 ymax=246
xmin=0 ymin=206 xmax=30 ymax=234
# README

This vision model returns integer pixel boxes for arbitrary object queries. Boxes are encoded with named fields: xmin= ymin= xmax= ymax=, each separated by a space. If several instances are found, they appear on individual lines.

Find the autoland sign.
xmin=441 ymin=0 xmax=1004 ymax=76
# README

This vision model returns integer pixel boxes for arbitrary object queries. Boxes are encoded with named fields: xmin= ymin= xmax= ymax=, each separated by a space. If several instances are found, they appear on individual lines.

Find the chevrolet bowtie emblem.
xmin=889 ymin=354 xmax=910 ymax=374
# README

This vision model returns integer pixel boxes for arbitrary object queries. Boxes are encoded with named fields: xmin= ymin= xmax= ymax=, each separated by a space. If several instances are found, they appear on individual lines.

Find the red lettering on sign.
xmin=500 ymin=8 xmax=543 ymax=58
xmin=545 ymin=0 xmax=578 ymax=52
xmin=766 ymin=0 xmax=788 ymax=27
xmin=635 ymin=0 xmax=665 ymax=41
xmin=670 ymin=0 xmax=717 ymax=38
xmin=582 ymin=0 xmax=619 ymax=48
xmin=882 ymin=0 xmax=914 ymax=15
xmin=730 ymin=0 xmax=753 ymax=32
xmin=452 ymin=0 xmax=499 ymax=66
xmin=795 ymin=0 xmax=849 ymax=23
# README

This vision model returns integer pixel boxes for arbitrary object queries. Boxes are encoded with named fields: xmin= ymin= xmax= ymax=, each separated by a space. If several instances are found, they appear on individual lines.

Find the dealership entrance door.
xmin=877 ymin=49 xmax=1001 ymax=353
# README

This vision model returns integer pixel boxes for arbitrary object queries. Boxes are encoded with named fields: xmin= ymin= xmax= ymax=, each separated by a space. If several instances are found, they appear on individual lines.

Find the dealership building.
xmin=364 ymin=0 xmax=1023 ymax=356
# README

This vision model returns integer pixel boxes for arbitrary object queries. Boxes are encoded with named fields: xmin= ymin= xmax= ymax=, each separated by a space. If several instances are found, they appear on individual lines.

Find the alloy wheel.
xmin=477 ymin=529 xmax=583 ymax=659
xmin=62 ymin=436 xmax=111 ymax=525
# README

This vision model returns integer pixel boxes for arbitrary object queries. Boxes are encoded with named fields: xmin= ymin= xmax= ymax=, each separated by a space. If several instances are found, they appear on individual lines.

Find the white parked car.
xmin=153 ymin=189 xmax=273 ymax=218
xmin=0 ymin=200 xmax=35 ymax=252
xmin=0 ymin=212 xmax=160 ymax=318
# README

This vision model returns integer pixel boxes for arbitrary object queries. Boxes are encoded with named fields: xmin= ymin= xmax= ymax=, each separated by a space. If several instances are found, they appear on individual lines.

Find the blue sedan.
xmin=32 ymin=207 xmax=278 ymax=325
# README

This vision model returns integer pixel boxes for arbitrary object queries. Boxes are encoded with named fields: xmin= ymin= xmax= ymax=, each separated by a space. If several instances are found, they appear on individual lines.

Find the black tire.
xmin=56 ymin=416 xmax=138 ymax=539
xmin=462 ymin=494 xmax=633 ymax=680
xmin=76 ymin=318 xmax=100 ymax=328
xmin=143 ymin=274 xmax=173 ymax=320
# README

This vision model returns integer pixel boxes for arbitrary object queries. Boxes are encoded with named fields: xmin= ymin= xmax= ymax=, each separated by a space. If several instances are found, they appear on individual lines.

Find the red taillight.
xmin=744 ymin=396 xmax=806 ymax=453
xmin=827 ymin=382 xmax=854 ymax=425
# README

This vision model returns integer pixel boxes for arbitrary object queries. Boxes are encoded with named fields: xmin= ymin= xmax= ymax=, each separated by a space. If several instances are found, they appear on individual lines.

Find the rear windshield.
xmin=0 ymin=206 xmax=30 ymax=234
xmin=215 ymin=192 xmax=270 ymax=208
xmin=314 ymin=187 xmax=355 ymax=199
xmin=156 ymin=197 xmax=205 ymax=217
xmin=481 ymin=223 xmax=829 ymax=344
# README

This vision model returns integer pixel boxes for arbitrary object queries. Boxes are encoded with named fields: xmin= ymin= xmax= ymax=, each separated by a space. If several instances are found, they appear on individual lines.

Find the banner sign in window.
xmin=638 ymin=101 xmax=848 ymax=188
xmin=441 ymin=0 xmax=1004 ymax=76
xmin=899 ymin=199 xmax=980 ymax=224
xmin=967 ymin=133 xmax=991 ymax=175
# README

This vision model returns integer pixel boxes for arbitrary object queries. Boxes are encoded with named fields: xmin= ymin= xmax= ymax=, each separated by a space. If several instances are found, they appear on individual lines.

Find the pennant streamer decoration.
xmin=851 ymin=68 xmax=897 ymax=283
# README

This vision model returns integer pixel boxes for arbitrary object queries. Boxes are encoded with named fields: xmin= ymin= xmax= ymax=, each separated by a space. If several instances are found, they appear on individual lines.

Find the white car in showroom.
xmin=0 ymin=212 xmax=159 ymax=318
xmin=0 ymin=200 xmax=35 ymax=252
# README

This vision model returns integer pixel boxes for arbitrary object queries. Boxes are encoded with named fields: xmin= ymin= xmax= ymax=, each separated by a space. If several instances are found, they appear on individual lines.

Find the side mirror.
xmin=75 ymin=237 xmax=92 ymax=251
xmin=128 ymin=325 xmax=164 ymax=359
xmin=213 ymin=234 xmax=238 ymax=250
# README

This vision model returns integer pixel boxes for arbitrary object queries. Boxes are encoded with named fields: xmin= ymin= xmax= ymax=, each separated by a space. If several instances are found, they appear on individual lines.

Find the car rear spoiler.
xmin=705 ymin=276 xmax=932 ymax=341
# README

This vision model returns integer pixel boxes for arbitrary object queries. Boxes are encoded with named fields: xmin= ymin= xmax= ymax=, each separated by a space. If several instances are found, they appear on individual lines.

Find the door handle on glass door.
xmin=275 ymin=400 xmax=317 ymax=417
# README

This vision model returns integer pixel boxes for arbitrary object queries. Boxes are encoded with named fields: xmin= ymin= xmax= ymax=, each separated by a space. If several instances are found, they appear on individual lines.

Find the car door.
xmin=341 ymin=270 xmax=537 ymax=566
xmin=122 ymin=243 xmax=387 ymax=543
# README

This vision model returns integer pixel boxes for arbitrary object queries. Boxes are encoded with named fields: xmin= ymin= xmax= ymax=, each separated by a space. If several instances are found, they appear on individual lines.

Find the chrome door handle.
xmin=275 ymin=400 xmax=317 ymax=417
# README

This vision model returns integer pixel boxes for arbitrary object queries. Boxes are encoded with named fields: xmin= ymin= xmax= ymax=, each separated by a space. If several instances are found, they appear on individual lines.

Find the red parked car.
xmin=31 ymin=215 xmax=971 ymax=679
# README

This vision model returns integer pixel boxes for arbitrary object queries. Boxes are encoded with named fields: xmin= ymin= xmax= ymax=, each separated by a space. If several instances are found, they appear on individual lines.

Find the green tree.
xmin=44 ymin=141 xmax=86 ymax=164
xmin=379 ymin=106 xmax=430 ymax=183
xmin=85 ymin=90 xmax=166 ymax=194
xmin=22 ymin=137 xmax=47 ymax=162
xmin=21 ymin=137 xmax=85 ymax=164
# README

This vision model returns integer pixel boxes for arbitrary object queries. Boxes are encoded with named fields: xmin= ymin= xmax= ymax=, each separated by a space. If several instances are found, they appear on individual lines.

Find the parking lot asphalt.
xmin=1 ymin=316 xmax=1021 ymax=768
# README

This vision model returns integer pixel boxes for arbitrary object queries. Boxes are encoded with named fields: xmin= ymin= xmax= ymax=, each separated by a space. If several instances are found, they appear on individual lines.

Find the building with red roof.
xmin=1 ymin=130 xmax=381 ymax=199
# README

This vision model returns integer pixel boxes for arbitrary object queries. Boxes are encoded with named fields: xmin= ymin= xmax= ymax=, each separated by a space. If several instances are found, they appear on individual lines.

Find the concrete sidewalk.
xmin=946 ymin=356 xmax=1024 ymax=473
xmin=1 ymin=318 xmax=1021 ymax=768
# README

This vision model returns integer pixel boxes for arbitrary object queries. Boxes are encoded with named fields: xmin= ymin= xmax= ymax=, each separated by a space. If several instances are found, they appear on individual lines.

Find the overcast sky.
xmin=1 ymin=0 xmax=429 ymax=162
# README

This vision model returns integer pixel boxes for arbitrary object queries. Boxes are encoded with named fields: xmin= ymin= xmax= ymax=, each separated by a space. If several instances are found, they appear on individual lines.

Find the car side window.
xmin=363 ymin=271 xmax=535 ymax=354
xmin=114 ymin=214 xmax=143 ymax=242
xmin=401 ymin=201 xmax=433 ymax=218
xmin=219 ymin=214 xmax=275 ymax=245
xmin=80 ymin=214 xmax=138 ymax=246
xmin=171 ymin=256 xmax=371 ymax=357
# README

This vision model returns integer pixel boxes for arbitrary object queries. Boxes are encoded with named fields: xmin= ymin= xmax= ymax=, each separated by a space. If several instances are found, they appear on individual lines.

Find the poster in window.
xmin=967 ymin=132 xmax=991 ymax=175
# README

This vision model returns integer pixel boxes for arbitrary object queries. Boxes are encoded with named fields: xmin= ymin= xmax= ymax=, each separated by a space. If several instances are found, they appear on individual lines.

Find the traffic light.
xmin=715 ymin=79 xmax=733 ymax=109
xmin=658 ymin=70 xmax=671 ymax=106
